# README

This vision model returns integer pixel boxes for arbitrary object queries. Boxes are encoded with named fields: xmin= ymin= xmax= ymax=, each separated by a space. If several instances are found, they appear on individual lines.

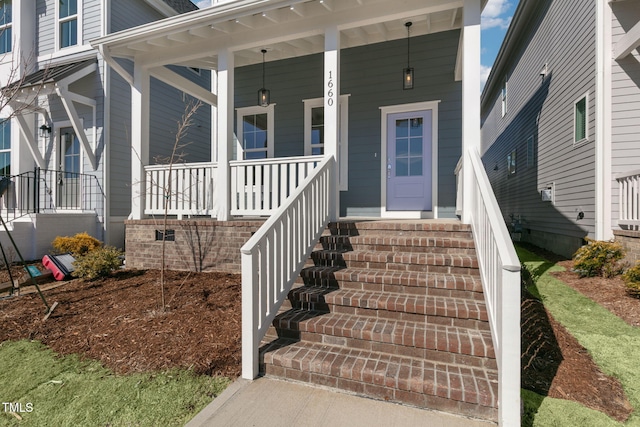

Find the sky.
xmin=193 ymin=0 xmax=517 ymax=88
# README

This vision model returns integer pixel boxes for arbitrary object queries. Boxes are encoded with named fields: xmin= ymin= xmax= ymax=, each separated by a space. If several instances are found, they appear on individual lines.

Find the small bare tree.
xmin=154 ymin=99 xmax=203 ymax=310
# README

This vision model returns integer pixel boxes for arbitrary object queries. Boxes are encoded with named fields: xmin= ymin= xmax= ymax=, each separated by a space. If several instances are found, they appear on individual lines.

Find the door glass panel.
xmin=395 ymin=119 xmax=409 ymax=138
xmin=409 ymin=137 xmax=422 ymax=156
xmin=396 ymin=139 xmax=408 ymax=157
xmin=396 ymin=157 xmax=409 ymax=177
xmin=409 ymin=157 xmax=423 ymax=177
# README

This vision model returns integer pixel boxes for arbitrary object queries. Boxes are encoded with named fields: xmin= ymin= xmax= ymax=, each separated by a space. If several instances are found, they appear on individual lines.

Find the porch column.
xmin=130 ymin=64 xmax=150 ymax=220
xmin=324 ymin=25 xmax=340 ymax=221
xmin=461 ymin=0 xmax=481 ymax=225
xmin=216 ymin=49 xmax=234 ymax=221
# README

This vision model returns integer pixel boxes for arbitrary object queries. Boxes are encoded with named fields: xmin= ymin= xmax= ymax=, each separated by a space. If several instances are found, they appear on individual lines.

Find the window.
xmin=0 ymin=0 xmax=12 ymax=54
xmin=574 ymin=93 xmax=588 ymax=143
xmin=59 ymin=0 xmax=78 ymax=49
xmin=507 ymin=149 xmax=516 ymax=175
xmin=236 ymin=105 xmax=274 ymax=160
xmin=303 ymin=99 xmax=324 ymax=155
xmin=526 ymin=135 xmax=535 ymax=167
xmin=501 ymin=79 xmax=507 ymax=117
xmin=0 ymin=119 xmax=10 ymax=176
xmin=303 ymin=95 xmax=350 ymax=190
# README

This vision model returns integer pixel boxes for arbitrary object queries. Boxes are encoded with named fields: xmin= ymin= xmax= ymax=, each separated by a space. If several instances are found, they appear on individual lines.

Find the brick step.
xmin=340 ymin=251 xmax=479 ymax=275
xmin=288 ymin=287 xmax=489 ymax=329
xmin=298 ymin=267 xmax=484 ymax=300
xmin=316 ymin=235 xmax=476 ymax=255
xmin=271 ymin=309 xmax=496 ymax=365
xmin=260 ymin=339 xmax=498 ymax=421
xmin=327 ymin=220 xmax=472 ymax=235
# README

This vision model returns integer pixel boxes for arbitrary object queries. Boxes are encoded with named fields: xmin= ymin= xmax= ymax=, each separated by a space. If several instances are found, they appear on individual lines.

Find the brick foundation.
xmin=614 ymin=229 xmax=640 ymax=266
xmin=124 ymin=219 xmax=264 ymax=272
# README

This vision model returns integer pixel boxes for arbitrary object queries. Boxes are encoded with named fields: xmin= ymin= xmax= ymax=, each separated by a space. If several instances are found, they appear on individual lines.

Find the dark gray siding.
xmin=610 ymin=2 xmax=640 ymax=230
xmin=111 ymin=0 xmax=164 ymax=32
xmin=235 ymin=30 xmax=462 ymax=217
xmin=481 ymin=0 xmax=597 ymax=254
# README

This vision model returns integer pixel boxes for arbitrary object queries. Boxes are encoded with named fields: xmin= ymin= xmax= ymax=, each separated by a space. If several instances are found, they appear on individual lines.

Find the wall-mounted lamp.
xmin=258 ymin=49 xmax=270 ymax=107
xmin=403 ymin=22 xmax=414 ymax=90
xmin=493 ymin=163 xmax=499 ymax=171
xmin=39 ymin=124 xmax=52 ymax=138
xmin=540 ymin=63 xmax=548 ymax=80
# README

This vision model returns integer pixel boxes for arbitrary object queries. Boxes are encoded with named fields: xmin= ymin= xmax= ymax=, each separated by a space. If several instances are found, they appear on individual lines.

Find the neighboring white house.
xmin=481 ymin=0 xmax=640 ymax=258
xmin=0 ymin=0 xmax=209 ymax=259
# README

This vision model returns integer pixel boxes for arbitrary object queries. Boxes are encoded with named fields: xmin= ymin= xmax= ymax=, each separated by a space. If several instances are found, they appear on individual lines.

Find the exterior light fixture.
xmin=258 ymin=49 xmax=270 ymax=107
xmin=403 ymin=22 xmax=414 ymax=90
xmin=39 ymin=124 xmax=52 ymax=138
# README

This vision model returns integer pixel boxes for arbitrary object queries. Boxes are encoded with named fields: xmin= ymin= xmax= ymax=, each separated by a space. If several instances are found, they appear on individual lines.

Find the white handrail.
xmin=230 ymin=155 xmax=323 ymax=216
xmin=616 ymin=170 xmax=640 ymax=228
xmin=463 ymin=148 xmax=521 ymax=427
xmin=144 ymin=162 xmax=217 ymax=218
xmin=240 ymin=155 xmax=334 ymax=379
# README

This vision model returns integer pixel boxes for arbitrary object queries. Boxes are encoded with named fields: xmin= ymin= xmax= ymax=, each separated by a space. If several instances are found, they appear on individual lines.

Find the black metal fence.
xmin=0 ymin=168 xmax=105 ymax=223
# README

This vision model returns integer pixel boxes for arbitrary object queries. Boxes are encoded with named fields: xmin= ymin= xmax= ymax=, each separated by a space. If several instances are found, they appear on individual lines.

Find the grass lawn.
xmin=518 ymin=246 xmax=640 ymax=427
xmin=0 ymin=340 xmax=229 ymax=426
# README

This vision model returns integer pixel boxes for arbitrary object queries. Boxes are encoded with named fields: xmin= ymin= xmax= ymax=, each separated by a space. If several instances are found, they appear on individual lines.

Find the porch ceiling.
xmin=93 ymin=0 xmax=475 ymax=70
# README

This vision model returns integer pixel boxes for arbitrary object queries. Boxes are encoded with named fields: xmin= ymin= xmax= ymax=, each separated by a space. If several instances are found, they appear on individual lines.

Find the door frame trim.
xmin=379 ymin=100 xmax=440 ymax=219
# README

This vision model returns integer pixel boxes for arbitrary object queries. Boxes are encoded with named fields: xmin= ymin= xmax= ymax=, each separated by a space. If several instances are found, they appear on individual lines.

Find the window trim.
xmin=56 ymin=0 xmax=82 ymax=50
xmin=526 ymin=135 xmax=535 ymax=168
xmin=501 ymin=79 xmax=508 ymax=118
xmin=573 ymin=92 xmax=589 ymax=145
xmin=303 ymin=95 xmax=350 ymax=190
xmin=236 ymin=104 xmax=275 ymax=160
xmin=0 ymin=118 xmax=11 ymax=176
xmin=507 ymin=149 xmax=516 ymax=175
xmin=0 ymin=0 xmax=12 ymax=54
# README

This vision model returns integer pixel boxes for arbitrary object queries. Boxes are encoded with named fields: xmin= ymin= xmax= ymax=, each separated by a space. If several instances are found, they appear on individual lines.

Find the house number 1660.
xmin=327 ymin=71 xmax=334 ymax=107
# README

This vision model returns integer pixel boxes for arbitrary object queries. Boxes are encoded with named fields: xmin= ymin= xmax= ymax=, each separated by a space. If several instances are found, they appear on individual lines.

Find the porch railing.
xmin=0 ymin=168 xmax=105 ymax=224
xmin=458 ymin=149 xmax=521 ymax=427
xmin=145 ymin=162 xmax=218 ymax=218
xmin=230 ymin=155 xmax=323 ymax=216
xmin=617 ymin=168 xmax=640 ymax=229
xmin=240 ymin=155 xmax=334 ymax=379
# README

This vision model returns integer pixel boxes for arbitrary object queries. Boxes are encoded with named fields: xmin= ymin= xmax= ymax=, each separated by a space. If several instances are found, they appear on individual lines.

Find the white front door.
xmin=386 ymin=110 xmax=432 ymax=211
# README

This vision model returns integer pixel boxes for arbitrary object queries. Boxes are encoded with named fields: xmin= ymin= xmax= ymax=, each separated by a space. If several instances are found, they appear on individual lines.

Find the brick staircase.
xmin=260 ymin=220 xmax=498 ymax=422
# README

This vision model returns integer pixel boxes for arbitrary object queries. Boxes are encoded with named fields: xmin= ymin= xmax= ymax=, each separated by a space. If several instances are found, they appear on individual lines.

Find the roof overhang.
xmin=93 ymin=0 xmax=486 ymax=71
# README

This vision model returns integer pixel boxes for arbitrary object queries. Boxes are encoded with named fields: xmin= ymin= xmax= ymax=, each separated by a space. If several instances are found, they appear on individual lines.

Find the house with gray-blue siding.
xmin=0 ymin=0 xmax=209 ymax=258
xmin=481 ymin=0 xmax=640 ymax=258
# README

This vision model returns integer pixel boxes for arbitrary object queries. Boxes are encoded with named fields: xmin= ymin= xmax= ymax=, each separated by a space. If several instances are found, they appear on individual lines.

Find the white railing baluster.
xmin=144 ymin=162 xmax=218 ymax=217
xmin=241 ymin=156 xmax=334 ymax=380
xmin=616 ymin=169 xmax=640 ymax=229
xmin=457 ymin=149 xmax=521 ymax=427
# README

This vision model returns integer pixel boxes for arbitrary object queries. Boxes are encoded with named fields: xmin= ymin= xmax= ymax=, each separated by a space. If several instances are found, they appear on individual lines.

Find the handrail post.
xmin=241 ymin=249 xmax=260 ymax=379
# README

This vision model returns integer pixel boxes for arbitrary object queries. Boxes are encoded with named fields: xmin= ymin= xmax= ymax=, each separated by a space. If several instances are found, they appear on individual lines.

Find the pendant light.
xmin=258 ymin=49 xmax=270 ymax=107
xmin=403 ymin=22 xmax=414 ymax=90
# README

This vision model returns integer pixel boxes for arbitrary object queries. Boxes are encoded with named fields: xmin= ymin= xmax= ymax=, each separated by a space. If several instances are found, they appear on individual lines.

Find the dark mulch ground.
xmin=0 ymin=269 xmax=242 ymax=377
xmin=0 ymin=250 xmax=637 ymax=421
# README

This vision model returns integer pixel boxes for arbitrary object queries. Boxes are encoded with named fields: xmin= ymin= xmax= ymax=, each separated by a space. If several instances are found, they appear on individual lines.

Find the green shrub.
xmin=72 ymin=246 xmax=123 ymax=280
xmin=572 ymin=238 xmax=625 ymax=278
xmin=623 ymin=261 xmax=640 ymax=297
xmin=53 ymin=232 xmax=102 ymax=256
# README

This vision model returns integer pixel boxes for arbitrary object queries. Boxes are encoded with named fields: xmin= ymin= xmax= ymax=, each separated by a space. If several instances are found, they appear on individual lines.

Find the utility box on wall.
xmin=541 ymin=182 xmax=555 ymax=203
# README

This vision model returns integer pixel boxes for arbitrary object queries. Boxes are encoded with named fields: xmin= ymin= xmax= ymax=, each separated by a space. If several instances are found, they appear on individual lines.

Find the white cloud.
xmin=480 ymin=65 xmax=492 ymax=90
xmin=194 ymin=0 xmax=212 ymax=8
xmin=481 ymin=0 xmax=512 ymax=30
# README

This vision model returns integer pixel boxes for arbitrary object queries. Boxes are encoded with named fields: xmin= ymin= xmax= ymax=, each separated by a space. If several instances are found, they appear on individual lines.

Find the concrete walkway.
xmin=186 ymin=377 xmax=497 ymax=427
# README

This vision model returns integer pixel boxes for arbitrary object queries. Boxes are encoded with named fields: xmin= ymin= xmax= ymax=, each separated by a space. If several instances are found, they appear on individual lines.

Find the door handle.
xmin=387 ymin=162 xmax=391 ymax=179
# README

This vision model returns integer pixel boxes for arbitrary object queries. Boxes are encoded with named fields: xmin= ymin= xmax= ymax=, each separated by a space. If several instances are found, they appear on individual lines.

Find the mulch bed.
xmin=0 ymin=269 xmax=242 ymax=377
